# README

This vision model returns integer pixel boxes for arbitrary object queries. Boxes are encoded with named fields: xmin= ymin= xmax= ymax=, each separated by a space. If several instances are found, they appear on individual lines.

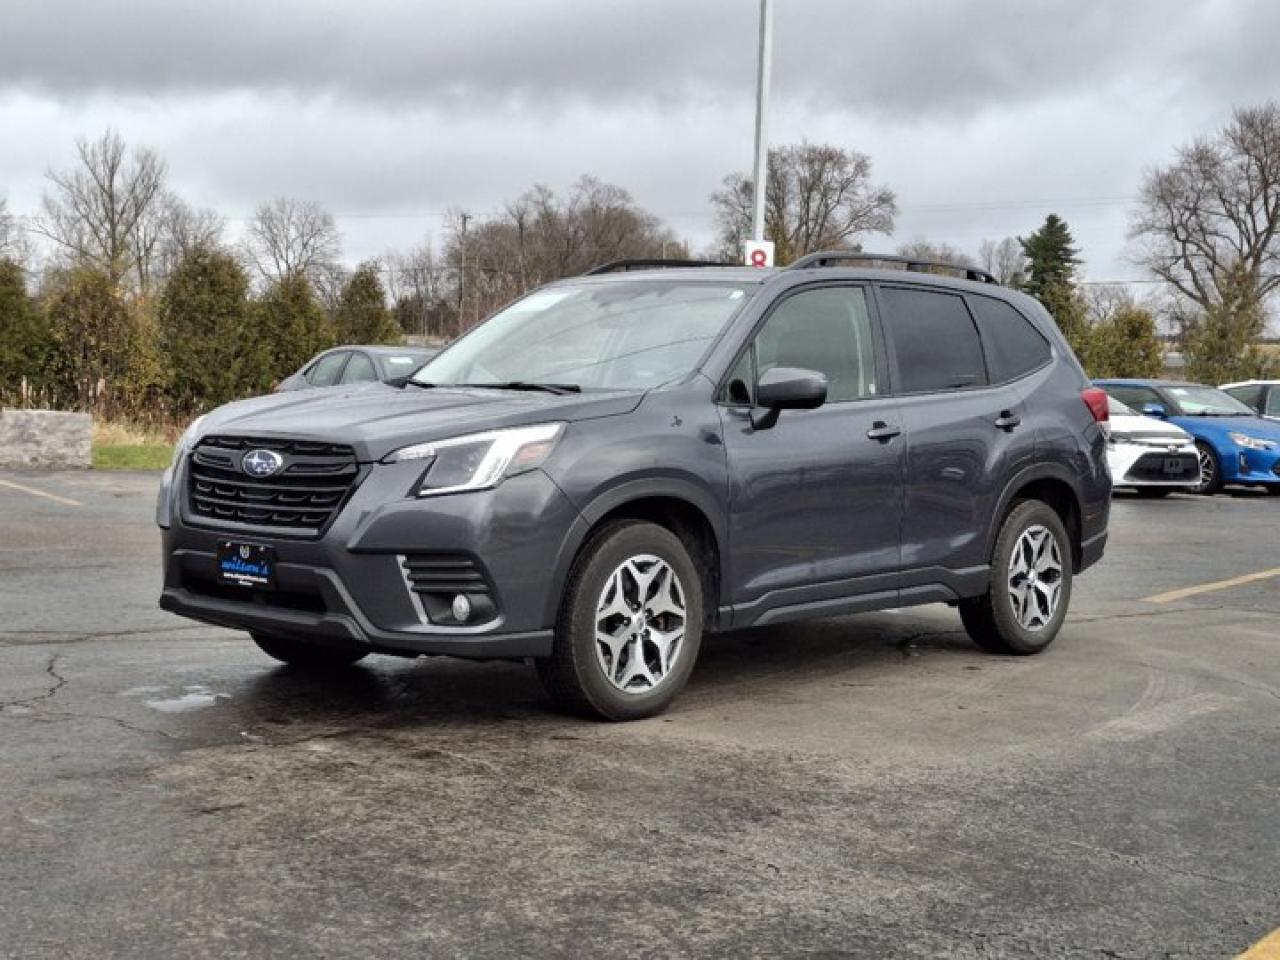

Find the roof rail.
xmin=584 ymin=258 xmax=735 ymax=276
xmin=786 ymin=251 xmax=999 ymax=285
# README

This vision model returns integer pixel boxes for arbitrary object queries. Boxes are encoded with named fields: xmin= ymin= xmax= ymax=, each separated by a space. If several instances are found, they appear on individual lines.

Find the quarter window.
xmin=968 ymin=295 xmax=1051 ymax=382
xmin=749 ymin=287 xmax=879 ymax=403
xmin=880 ymin=288 xmax=988 ymax=393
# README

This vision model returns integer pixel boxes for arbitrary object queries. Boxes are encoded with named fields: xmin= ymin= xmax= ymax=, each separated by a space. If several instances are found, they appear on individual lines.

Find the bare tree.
xmin=0 ymin=198 xmax=31 ymax=263
xmin=386 ymin=241 xmax=452 ymax=338
xmin=977 ymin=237 xmax=1027 ymax=285
xmin=710 ymin=143 xmax=896 ymax=265
xmin=244 ymin=197 xmax=341 ymax=284
xmin=440 ymin=177 xmax=681 ymax=327
xmin=1131 ymin=102 xmax=1280 ymax=317
xmin=35 ymin=130 xmax=168 ymax=288
xmin=896 ymin=239 xmax=973 ymax=267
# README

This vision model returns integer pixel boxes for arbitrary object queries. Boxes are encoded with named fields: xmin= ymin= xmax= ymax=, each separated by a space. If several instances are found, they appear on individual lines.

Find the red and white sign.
xmin=743 ymin=240 xmax=775 ymax=268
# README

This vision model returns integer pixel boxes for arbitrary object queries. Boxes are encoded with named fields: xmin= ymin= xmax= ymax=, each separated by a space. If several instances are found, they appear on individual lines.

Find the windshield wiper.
xmin=456 ymin=381 xmax=582 ymax=395
xmin=386 ymin=376 xmax=436 ymax=389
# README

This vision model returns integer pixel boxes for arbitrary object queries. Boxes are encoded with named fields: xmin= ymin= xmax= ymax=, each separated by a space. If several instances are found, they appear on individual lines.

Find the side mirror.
xmin=752 ymin=367 xmax=827 ymax=429
xmin=1141 ymin=402 xmax=1167 ymax=418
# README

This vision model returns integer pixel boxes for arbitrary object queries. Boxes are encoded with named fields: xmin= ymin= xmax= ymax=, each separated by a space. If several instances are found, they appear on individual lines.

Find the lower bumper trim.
xmin=159 ymin=588 xmax=554 ymax=659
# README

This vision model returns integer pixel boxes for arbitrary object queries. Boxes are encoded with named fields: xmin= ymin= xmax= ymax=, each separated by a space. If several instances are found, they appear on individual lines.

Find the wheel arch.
xmin=989 ymin=465 xmax=1084 ymax=571
xmin=546 ymin=479 xmax=728 ymax=630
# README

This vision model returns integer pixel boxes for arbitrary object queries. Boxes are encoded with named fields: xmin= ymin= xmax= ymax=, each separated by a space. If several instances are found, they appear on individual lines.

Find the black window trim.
xmin=873 ymin=281 xmax=993 ymax=399
xmin=962 ymin=292 xmax=1054 ymax=387
xmin=340 ymin=349 xmax=380 ymax=385
xmin=713 ymin=280 xmax=891 ymax=407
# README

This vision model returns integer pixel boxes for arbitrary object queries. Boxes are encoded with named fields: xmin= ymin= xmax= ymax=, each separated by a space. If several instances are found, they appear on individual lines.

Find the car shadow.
xmin=226 ymin=609 xmax=983 ymax=733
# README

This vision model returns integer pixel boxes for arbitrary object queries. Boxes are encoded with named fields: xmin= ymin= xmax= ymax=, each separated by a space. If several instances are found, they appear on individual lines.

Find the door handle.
xmin=994 ymin=411 xmax=1022 ymax=431
xmin=866 ymin=421 xmax=902 ymax=442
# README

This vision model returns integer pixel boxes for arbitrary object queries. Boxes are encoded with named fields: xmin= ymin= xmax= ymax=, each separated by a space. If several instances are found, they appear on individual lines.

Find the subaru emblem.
xmin=242 ymin=449 xmax=285 ymax=478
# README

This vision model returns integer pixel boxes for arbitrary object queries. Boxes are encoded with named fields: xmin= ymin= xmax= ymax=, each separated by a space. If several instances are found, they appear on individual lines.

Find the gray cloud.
xmin=5 ymin=1 xmax=1280 ymax=117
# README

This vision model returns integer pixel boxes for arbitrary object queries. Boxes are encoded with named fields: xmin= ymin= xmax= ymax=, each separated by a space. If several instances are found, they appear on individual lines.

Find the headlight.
xmin=1228 ymin=431 xmax=1277 ymax=451
xmin=385 ymin=423 xmax=564 ymax=497
xmin=169 ymin=415 xmax=207 ymax=471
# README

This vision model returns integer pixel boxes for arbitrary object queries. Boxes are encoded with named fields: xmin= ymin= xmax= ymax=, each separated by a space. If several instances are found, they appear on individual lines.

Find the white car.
xmin=1106 ymin=397 xmax=1199 ymax=497
xmin=1220 ymin=380 xmax=1280 ymax=421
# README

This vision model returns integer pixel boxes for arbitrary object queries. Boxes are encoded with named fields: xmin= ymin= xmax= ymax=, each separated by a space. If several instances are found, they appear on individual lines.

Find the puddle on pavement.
xmin=120 ymin=683 xmax=230 ymax=713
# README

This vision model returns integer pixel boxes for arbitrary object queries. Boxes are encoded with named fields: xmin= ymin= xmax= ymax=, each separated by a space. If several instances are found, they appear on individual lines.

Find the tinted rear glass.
xmin=969 ymin=296 xmax=1050 ymax=382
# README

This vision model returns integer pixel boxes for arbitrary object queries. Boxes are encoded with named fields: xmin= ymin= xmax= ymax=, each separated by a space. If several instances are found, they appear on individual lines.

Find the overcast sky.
xmin=3 ymin=0 xmax=1279 ymax=283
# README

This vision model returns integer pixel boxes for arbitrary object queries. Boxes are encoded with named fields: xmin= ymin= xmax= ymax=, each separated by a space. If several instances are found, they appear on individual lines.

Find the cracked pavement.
xmin=1 ymin=470 xmax=1278 ymax=959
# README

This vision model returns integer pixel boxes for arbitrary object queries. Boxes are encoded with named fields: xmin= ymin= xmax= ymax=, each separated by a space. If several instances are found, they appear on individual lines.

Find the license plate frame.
xmin=216 ymin=541 xmax=278 ymax=590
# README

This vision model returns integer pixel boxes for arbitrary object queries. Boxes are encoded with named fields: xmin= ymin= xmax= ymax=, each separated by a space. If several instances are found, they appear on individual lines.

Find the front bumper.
xmin=159 ymin=459 xmax=587 ymax=659
xmin=1106 ymin=441 xmax=1198 ymax=488
xmin=1220 ymin=444 xmax=1280 ymax=486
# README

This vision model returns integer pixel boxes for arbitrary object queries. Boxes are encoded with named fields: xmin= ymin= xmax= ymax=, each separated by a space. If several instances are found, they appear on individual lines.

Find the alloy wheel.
xmin=1007 ymin=524 xmax=1063 ymax=632
xmin=593 ymin=554 xmax=687 ymax=693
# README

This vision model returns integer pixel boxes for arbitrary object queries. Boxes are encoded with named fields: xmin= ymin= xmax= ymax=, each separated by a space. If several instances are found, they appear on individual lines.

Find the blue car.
xmin=1095 ymin=379 xmax=1280 ymax=495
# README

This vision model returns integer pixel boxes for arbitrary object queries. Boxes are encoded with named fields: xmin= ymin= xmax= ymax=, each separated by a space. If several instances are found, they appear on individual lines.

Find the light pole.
xmin=751 ymin=0 xmax=773 ymax=245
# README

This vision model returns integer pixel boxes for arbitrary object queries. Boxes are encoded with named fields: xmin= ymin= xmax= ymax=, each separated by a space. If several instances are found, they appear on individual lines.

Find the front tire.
xmin=536 ymin=520 xmax=703 ymax=721
xmin=1192 ymin=442 xmax=1222 ymax=495
xmin=252 ymin=633 xmax=368 ymax=670
xmin=959 ymin=500 xmax=1072 ymax=656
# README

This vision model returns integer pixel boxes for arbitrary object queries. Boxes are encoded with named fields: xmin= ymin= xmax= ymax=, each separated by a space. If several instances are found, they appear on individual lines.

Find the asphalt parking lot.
xmin=1 ymin=471 xmax=1277 ymax=959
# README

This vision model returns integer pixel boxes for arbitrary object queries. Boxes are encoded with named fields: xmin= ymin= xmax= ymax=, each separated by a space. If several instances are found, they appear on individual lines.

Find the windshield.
xmin=1107 ymin=396 xmax=1137 ymax=417
xmin=414 ymin=281 xmax=753 ymax=391
xmin=1165 ymin=385 xmax=1256 ymax=416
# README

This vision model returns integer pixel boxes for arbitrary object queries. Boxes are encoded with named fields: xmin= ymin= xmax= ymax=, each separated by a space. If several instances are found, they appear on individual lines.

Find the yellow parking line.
xmin=1237 ymin=928 xmax=1280 ymax=959
xmin=1143 ymin=568 xmax=1280 ymax=604
xmin=0 ymin=478 xmax=83 ymax=507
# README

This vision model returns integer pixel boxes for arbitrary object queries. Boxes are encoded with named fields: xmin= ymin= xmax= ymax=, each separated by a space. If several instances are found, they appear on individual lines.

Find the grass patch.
xmin=92 ymin=420 xmax=179 ymax=471
xmin=93 ymin=443 xmax=174 ymax=471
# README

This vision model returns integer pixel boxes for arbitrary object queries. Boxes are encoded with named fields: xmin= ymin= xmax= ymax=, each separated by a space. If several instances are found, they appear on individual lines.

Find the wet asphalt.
xmin=0 ymin=470 xmax=1277 ymax=959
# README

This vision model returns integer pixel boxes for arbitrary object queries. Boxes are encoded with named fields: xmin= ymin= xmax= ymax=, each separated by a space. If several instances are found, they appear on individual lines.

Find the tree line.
xmin=2 ymin=102 xmax=1278 ymax=423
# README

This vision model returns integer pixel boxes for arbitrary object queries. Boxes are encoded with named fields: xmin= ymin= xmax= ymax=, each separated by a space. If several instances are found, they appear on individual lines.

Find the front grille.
xmin=1124 ymin=451 xmax=1198 ymax=483
xmin=186 ymin=436 xmax=361 ymax=536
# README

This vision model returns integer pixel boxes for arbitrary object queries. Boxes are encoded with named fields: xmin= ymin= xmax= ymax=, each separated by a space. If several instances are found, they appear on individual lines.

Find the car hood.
xmin=1170 ymin=414 xmax=1280 ymax=441
xmin=1110 ymin=414 xmax=1191 ymax=441
xmin=196 ymin=382 xmax=645 ymax=462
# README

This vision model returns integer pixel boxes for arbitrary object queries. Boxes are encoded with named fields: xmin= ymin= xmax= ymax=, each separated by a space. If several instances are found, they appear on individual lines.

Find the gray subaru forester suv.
xmin=158 ymin=253 xmax=1111 ymax=720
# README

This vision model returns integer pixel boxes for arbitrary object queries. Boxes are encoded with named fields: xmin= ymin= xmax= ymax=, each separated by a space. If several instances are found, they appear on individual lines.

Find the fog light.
xmin=451 ymin=594 xmax=472 ymax=622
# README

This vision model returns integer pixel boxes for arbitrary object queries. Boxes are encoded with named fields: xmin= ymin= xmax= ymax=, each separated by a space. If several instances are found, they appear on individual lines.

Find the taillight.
xmin=1082 ymin=387 xmax=1109 ymax=424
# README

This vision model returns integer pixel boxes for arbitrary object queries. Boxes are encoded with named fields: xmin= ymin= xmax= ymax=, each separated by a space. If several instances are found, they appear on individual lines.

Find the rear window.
xmin=968 ymin=295 xmax=1051 ymax=382
xmin=880 ymin=287 xmax=988 ymax=393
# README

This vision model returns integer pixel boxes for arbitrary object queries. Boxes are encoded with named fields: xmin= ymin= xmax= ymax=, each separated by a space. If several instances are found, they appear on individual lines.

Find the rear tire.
xmin=1192 ymin=442 xmax=1222 ymax=495
xmin=252 ymin=633 xmax=368 ymax=670
xmin=960 ymin=500 xmax=1072 ymax=656
xmin=535 ymin=520 xmax=703 ymax=721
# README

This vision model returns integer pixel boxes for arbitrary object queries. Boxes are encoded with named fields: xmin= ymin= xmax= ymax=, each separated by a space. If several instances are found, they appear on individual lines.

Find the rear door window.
xmin=968 ymin=295 xmax=1051 ymax=382
xmin=879 ymin=287 xmax=988 ymax=393
xmin=306 ymin=352 xmax=349 ymax=387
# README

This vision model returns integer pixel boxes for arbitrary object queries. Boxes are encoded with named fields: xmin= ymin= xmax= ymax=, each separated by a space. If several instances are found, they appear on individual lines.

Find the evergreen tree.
xmin=256 ymin=273 xmax=335 ymax=381
xmin=0 ymin=259 xmax=53 ymax=405
xmin=159 ymin=246 xmax=268 ymax=412
xmin=1081 ymin=304 xmax=1164 ymax=378
xmin=45 ymin=266 xmax=139 ymax=415
xmin=334 ymin=262 xmax=401 ymax=344
xmin=1018 ymin=214 xmax=1081 ymax=300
